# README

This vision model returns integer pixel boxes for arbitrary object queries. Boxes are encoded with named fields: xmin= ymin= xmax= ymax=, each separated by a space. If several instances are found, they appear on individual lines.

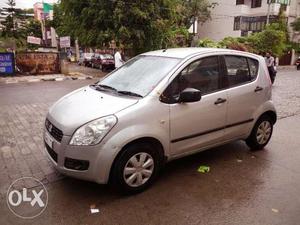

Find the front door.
xmin=162 ymin=56 xmax=228 ymax=157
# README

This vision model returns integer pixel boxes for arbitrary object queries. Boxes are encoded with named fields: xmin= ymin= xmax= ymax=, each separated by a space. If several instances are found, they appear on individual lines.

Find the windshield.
xmin=98 ymin=55 xmax=180 ymax=97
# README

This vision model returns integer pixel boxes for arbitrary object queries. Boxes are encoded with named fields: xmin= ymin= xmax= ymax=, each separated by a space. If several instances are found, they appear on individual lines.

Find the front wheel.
xmin=246 ymin=115 xmax=273 ymax=150
xmin=110 ymin=143 xmax=161 ymax=194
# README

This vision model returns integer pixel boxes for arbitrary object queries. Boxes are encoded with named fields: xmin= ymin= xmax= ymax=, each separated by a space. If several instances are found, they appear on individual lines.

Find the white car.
xmin=77 ymin=53 xmax=94 ymax=66
xmin=44 ymin=48 xmax=276 ymax=193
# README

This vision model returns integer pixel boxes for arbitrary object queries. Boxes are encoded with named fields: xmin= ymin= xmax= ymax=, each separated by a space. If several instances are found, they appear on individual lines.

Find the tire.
xmin=111 ymin=142 xmax=162 ymax=194
xmin=246 ymin=115 xmax=273 ymax=151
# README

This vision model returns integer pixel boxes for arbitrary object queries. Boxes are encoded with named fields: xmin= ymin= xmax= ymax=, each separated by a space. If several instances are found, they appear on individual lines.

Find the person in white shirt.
xmin=264 ymin=52 xmax=276 ymax=84
xmin=114 ymin=49 xmax=124 ymax=68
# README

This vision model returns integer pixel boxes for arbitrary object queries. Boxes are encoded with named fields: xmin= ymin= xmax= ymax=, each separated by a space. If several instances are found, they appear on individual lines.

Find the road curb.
xmin=0 ymin=75 xmax=94 ymax=84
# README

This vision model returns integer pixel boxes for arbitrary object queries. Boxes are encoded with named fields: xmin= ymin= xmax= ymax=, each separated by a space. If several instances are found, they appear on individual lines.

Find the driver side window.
xmin=161 ymin=56 xmax=221 ymax=103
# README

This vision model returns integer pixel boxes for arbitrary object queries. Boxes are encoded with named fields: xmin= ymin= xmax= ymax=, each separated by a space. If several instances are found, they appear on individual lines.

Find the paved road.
xmin=272 ymin=69 xmax=300 ymax=119
xmin=0 ymin=70 xmax=300 ymax=225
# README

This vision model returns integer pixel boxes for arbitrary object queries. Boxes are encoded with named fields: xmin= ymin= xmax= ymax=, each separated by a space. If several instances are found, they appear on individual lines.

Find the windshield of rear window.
xmin=98 ymin=55 xmax=180 ymax=97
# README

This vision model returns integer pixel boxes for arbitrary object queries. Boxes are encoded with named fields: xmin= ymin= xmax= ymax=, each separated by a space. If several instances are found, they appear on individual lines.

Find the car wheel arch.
xmin=108 ymin=137 xmax=166 ymax=184
xmin=258 ymin=110 xmax=277 ymax=125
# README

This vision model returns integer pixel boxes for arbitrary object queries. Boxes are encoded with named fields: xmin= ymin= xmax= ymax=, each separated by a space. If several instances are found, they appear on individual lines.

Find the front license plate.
xmin=45 ymin=131 xmax=54 ymax=148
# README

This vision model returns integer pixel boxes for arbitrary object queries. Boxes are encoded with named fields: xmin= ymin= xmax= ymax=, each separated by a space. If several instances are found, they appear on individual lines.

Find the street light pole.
xmin=266 ymin=0 xmax=272 ymax=25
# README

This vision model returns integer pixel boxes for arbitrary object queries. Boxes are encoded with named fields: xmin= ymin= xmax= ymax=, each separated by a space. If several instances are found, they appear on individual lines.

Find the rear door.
xmin=222 ymin=55 xmax=262 ymax=140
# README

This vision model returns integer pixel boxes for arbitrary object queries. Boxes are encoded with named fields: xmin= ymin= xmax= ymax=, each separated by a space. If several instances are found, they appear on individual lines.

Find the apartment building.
xmin=198 ymin=0 xmax=300 ymax=42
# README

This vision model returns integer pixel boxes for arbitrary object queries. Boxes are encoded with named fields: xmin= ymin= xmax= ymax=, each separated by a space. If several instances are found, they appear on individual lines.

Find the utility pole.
xmin=266 ymin=0 xmax=272 ymax=25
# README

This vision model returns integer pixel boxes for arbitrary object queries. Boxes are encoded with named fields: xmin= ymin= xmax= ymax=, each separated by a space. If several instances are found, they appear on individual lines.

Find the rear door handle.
xmin=214 ymin=98 xmax=227 ymax=105
xmin=254 ymin=86 xmax=263 ymax=92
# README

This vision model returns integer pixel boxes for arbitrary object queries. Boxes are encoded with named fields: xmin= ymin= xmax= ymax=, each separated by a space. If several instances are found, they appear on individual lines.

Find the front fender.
xmin=93 ymin=124 xmax=170 ymax=184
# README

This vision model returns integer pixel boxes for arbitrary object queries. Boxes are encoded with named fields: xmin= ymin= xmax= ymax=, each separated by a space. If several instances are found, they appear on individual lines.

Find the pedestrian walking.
xmin=114 ymin=48 xmax=124 ymax=68
xmin=265 ymin=52 xmax=276 ymax=84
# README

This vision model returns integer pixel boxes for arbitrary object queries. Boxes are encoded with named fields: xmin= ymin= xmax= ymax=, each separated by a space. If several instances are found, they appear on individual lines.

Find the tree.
xmin=176 ymin=0 xmax=216 ymax=29
xmin=246 ymin=25 xmax=287 ymax=56
xmin=22 ymin=19 xmax=42 ymax=38
xmin=52 ymin=0 xmax=214 ymax=55
xmin=197 ymin=25 xmax=287 ymax=57
xmin=0 ymin=0 xmax=26 ymax=38
xmin=0 ymin=0 xmax=32 ymax=50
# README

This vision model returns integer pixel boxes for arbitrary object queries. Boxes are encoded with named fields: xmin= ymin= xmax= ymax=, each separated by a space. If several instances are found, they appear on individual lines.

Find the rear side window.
xmin=224 ymin=55 xmax=250 ymax=86
xmin=247 ymin=58 xmax=259 ymax=80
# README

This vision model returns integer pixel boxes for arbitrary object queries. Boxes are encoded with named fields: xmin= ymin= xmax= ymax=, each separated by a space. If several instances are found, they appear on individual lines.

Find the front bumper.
xmin=43 ymin=129 xmax=109 ymax=184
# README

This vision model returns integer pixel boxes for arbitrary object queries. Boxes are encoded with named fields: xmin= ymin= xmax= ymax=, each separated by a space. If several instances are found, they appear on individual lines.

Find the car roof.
xmin=141 ymin=47 xmax=260 ymax=59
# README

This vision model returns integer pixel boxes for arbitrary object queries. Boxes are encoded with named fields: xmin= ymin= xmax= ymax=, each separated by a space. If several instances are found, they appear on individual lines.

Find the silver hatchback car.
xmin=44 ymin=48 xmax=276 ymax=193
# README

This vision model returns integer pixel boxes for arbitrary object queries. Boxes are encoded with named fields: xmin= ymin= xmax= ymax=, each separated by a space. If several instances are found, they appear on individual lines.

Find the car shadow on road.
xmin=53 ymin=140 xmax=268 ymax=199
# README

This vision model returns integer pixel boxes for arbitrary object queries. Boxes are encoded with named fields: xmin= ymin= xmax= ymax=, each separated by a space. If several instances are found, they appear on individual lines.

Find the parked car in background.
xmin=44 ymin=48 xmax=276 ymax=194
xmin=91 ymin=53 xmax=115 ymax=71
xmin=78 ymin=53 xmax=94 ymax=67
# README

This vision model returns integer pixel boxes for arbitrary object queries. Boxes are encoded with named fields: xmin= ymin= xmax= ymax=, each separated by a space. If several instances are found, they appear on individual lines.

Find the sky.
xmin=0 ymin=0 xmax=57 ymax=9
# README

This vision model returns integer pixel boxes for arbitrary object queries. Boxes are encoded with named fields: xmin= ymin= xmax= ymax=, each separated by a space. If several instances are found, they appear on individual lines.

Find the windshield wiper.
xmin=117 ymin=90 xmax=142 ymax=98
xmin=90 ymin=84 xmax=117 ymax=92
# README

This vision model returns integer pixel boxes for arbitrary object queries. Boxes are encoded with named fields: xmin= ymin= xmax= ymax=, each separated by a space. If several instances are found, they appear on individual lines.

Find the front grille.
xmin=45 ymin=119 xmax=63 ymax=142
xmin=45 ymin=142 xmax=58 ymax=162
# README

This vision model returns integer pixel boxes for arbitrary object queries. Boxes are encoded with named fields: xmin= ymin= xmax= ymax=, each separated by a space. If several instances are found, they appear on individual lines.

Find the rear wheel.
xmin=111 ymin=142 xmax=161 ymax=194
xmin=246 ymin=115 xmax=273 ymax=150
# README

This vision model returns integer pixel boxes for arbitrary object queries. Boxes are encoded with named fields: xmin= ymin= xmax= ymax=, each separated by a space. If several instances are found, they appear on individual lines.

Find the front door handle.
xmin=254 ymin=86 xmax=263 ymax=92
xmin=214 ymin=98 xmax=227 ymax=105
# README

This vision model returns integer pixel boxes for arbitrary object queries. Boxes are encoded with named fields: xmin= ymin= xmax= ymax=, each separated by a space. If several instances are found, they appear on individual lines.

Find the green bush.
xmin=197 ymin=23 xmax=287 ymax=57
xmin=197 ymin=38 xmax=222 ymax=48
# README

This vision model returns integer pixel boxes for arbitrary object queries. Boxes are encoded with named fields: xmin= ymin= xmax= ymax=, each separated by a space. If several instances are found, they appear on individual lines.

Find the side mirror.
xmin=178 ymin=88 xmax=202 ymax=103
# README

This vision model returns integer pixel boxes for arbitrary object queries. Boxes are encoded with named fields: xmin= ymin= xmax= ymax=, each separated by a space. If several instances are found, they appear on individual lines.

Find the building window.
xmin=251 ymin=0 xmax=262 ymax=8
xmin=236 ymin=0 xmax=244 ymax=5
xmin=241 ymin=31 xmax=248 ymax=37
xmin=239 ymin=16 xmax=271 ymax=32
xmin=234 ymin=17 xmax=241 ymax=30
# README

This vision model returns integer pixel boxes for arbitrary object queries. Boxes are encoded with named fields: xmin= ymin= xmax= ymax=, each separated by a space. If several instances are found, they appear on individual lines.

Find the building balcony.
xmin=236 ymin=2 xmax=281 ymax=16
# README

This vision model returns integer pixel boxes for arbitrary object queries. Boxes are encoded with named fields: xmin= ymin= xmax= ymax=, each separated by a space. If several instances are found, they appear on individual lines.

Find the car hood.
xmin=47 ymin=86 xmax=138 ymax=135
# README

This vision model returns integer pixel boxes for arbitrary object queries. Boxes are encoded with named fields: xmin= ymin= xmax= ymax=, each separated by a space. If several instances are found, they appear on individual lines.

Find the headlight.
xmin=69 ymin=115 xmax=117 ymax=146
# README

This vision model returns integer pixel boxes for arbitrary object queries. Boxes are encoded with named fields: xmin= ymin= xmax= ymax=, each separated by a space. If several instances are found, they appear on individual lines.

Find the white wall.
xmin=197 ymin=0 xmax=241 ymax=41
xmin=197 ymin=0 xmax=286 ymax=41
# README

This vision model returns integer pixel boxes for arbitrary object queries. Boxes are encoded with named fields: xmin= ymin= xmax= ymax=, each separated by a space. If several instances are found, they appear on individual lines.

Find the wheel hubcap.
xmin=123 ymin=152 xmax=154 ymax=187
xmin=256 ymin=121 xmax=272 ymax=145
